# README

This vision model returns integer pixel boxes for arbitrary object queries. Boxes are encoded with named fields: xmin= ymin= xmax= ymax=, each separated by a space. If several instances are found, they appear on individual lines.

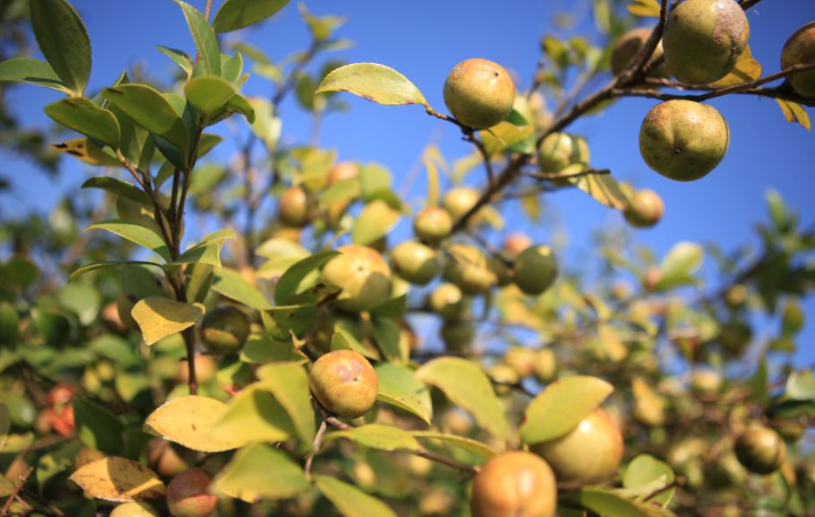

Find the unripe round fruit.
xmin=663 ymin=0 xmax=750 ymax=85
xmin=470 ymin=451 xmax=557 ymax=517
xmin=537 ymin=133 xmax=590 ymax=173
xmin=611 ymin=27 xmax=669 ymax=78
xmin=309 ymin=350 xmax=378 ymax=418
xmin=391 ymin=241 xmax=440 ymax=286
xmin=502 ymin=233 xmax=533 ymax=260
xmin=718 ymin=321 xmax=752 ymax=356
xmin=444 ymin=58 xmax=516 ymax=129
xmin=445 ymin=244 xmax=497 ymax=295
xmin=513 ymin=246 xmax=558 ymax=296
xmin=782 ymin=22 xmax=815 ymax=98
xmin=724 ymin=283 xmax=748 ymax=308
xmin=442 ymin=187 xmax=480 ymax=223
xmin=532 ymin=408 xmax=623 ymax=485
xmin=532 ymin=348 xmax=558 ymax=383
xmin=440 ymin=320 xmax=475 ymax=351
xmin=413 ymin=207 xmax=453 ymax=245
xmin=488 ymin=257 xmax=512 ymax=287
xmin=278 ymin=186 xmax=311 ymax=228
xmin=734 ymin=425 xmax=787 ymax=474
xmin=200 ymin=306 xmax=250 ymax=355
xmin=321 ymin=245 xmax=392 ymax=312
xmin=427 ymin=283 xmax=465 ymax=320
xmin=488 ymin=364 xmax=520 ymax=395
xmin=624 ymin=189 xmax=664 ymax=228
xmin=503 ymin=346 xmax=536 ymax=378
xmin=111 ymin=502 xmax=160 ymax=517
xmin=690 ymin=369 xmax=722 ymax=395
xmin=166 ymin=469 xmax=217 ymax=517
xmin=640 ymin=100 xmax=729 ymax=181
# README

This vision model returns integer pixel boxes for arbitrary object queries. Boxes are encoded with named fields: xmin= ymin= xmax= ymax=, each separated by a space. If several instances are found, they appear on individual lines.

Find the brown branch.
xmin=523 ymin=168 xmax=611 ymax=181
xmin=203 ymin=0 xmax=214 ymax=20
xmin=305 ymin=419 xmax=329 ymax=476
xmin=739 ymin=0 xmax=763 ymax=9
xmin=0 ymin=467 xmax=33 ymax=517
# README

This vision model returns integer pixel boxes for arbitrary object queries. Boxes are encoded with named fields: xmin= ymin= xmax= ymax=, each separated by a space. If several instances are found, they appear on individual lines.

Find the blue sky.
xmin=2 ymin=0 xmax=814 ymax=367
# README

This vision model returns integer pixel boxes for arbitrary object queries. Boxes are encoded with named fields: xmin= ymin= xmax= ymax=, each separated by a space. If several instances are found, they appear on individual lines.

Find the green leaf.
xmin=0 ymin=404 xmax=11 ymax=452
xmin=657 ymin=241 xmax=703 ymax=290
xmin=210 ymin=384 xmax=296 ymax=443
xmin=315 ymin=63 xmax=429 ymax=108
xmin=102 ymin=84 xmax=190 ymax=155
xmin=786 ymin=369 xmax=815 ymax=401
xmin=131 ymin=296 xmax=205 ymax=346
xmin=265 ymin=304 xmax=319 ymax=340
xmin=44 ymin=98 xmax=120 ymax=149
xmin=410 ymin=431 xmax=497 ymax=460
xmin=213 ymin=0 xmax=291 ymax=33
xmin=87 ymin=219 xmax=171 ymax=262
xmin=324 ymin=424 xmax=420 ymax=452
xmin=570 ymin=168 xmax=627 ymax=210
xmin=30 ymin=0 xmax=91 ymax=95
xmin=212 ymin=267 xmax=273 ymax=310
xmin=241 ymin=333 xmax=309 ymax=365
xmin=184 ymin=76 xmax=236 ymax=117
xmin=315 ymin=476 xmax=399 ymax=517
xmin=775 ymin=99 xmax=811 ymax=131
xmin=416 ymin=358 xmax=509 ymax=440
xmin=0 ymin=58 xmax=71 ymax=94
xmin=221 ymin=53 xmax=244 ymax=82
xmin=146 ymin=395 xmax=247 ymax=452
xmin=576 ymin=487 xmax=671 ymax=517
xmin=623 ymin=454 xmax=675 ymax=507
xmin=371 ymin=317 xmax=403 ymax=362
xmin=750 ymin=354 xmax=769 ymax=403
xmin=375 ymin=363 xmax=432 ymax=424
xmin=58 ymin=282 xmax=101 ymax=325
xmin=351 ymin=200 xmax=401 ymax=246
xmin=781 ymin=299 xmax=805 ymax=336
xmin=247 ymin=97 xmax=281 ymax=151
xmin=0 ymin=303 xmax=20 ymax=347
xmin=369 ymin=295 xmax=408 ymax=319
xmin=274 ymin=251 xmax=339 ymax=305
xmin=157 ymin=46 xmax=193 ymax=76
xmin=212 ymin=444 xmax=310 ymax=502
xmin=173 ymin=240 xmax=225 ymax=267
xmin=68 ymin=261 xmax=163 ymax=283
xmin=81 ymin=177 xmax=152 ymax=205
xmin=73 ymin=398 xmax=124 ymax=455
xmin=175 ymin=1 xmax=221 ymax=76
xmin=256 ymin=363 xmax=316 ymax=447
xmin=520 ymin=376 xmax=614 ymax=445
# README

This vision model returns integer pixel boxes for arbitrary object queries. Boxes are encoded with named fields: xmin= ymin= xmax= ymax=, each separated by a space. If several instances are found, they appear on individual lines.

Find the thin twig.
xmin=305 ymin=420 xmax=329 ymax=476
xmin=0 ymin=467 xmax=33 ymax=517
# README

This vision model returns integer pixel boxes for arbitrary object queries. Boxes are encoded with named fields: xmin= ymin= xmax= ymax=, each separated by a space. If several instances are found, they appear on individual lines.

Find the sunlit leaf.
xmin=315 ymin=475 xmax=398 ymax=517
xmin=145 ymin=395 xmax=247 ymax=452
xmin=213 ymin=0 xmax=290 ymax=33
xmin=69 ymin=457 xmax=165 ymax=502
xmin=131 ymin=297 xmax=205 ymax=345
xmin=316 ymin=63 xmax=429 ymax=107
xmin=375 ymin=363 xmax=432 ymax=424
xmin=44 ymin=98 xmax=120 ymax=149
xmin=775 ymin=99 xmax=811 ymax=131
xmin=710 ymin=46 xmax=762 ymax=87
xmin=30 ymin=0 xmax=91 ymax=95
xmin=175 ymin=1 xmax=220 ymax=76
xmin=212 ymin=443 xmax=310 ymax=502
xmin=324 ymin=424 xmax=420 ymax=452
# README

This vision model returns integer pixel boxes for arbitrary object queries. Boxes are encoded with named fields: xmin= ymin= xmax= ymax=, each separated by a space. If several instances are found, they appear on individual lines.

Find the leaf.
xmin=325 ymin=424 xmax=420 ymax=452
xmin=576 ymin=487 xmax=673 ymax=517
xmin=416 ymin=358 xmax=509 ymax=440
xmin=314 ymin=476 xmax=399 ymax=517
xmin=211 ymin=443 xmax=310 ymax=502
xmin=315 ymin=63 xmax=429 ymax=108
xmin=102 ymin=84 xmax=190 ymax=155
xmin=29 ymin=0 xmax=91 ymax=95
xmin=0 ymin=58 xmax=71 ymax=94
xmin=184 ymin=76 xmax=236 ymax=117
xmin=274 ymin=251 xmax=339 ymax=305
xmin=73 ymin=398 xmax=124 ymax=454
xmin=173 ymin=241 xmax=224 ymax=267
xmin=775 ymin=99 xmax=811 ymax=131
xmin=626 ymin=0 xmax=661 ymax=18
xmin=175 ymin=1 xmax=221 ymax=76
xmin=409 ymin=431 xmax=497 ymax=459
xmin=256 ymin=363 xmax=316 ymax=447
xmin=146 ymin=395 xmax=247 ymax=452
xmin=520 ymin=376 xmax=614 ymax=445
xmin=570 ymin=169 xmax=627 ymax=210
xmin=623 ymin=454 xmax=675 ymax=507
xmin=69 ymin=457 xmax=165 ymax=502
xmin=87 ymin=219 xmax=171 ymax=262
xmin=58 ymin=282 xmax=100 ymax=325
xmin=351 ymin=200 xmax=402 ymax=246
xmin=82 ymin=177 xmax=152 ymax=205
xmin=375 ymin=363 xmax=432 ymax=424
xmin=480 ymin=122 xmax=535 ymax=156
xmin=658 ymin=241 xmax=703 ymax=290
xmin=241 ymin=333 xmax=309 ymax=365
xmin=131 ymin=296 xmax=205 ymax=346
xmin=0 ymin=304 xmax=18 ymax=347
xmin=212 ymin=267 xmax=273 ymax=310
xmin=51 ymin=138 xmax=123 ymax=167
xmin=44 ymin=98 xmax=120 ymax=149
xmin=247 ymin=97 xmax=281 ymax=151
xmin=210 ymin=385 xmax=296 ymax=443
xmin=0 ymin=404 xmax=10 ymax=452
xmin=68 ymin=261 xmax=163 ymax=283
xmin=710 ymin=45 xmax=762 ymax=87
xmin=786 ymin=369 xmax=815 ymax=401
xmin=157 ymin=46 xmax=193 ymax=76
xmin=750 ymin=354 xmax=769 ymax=403
xmin=213 ymin=0 xmax=291 ymax=33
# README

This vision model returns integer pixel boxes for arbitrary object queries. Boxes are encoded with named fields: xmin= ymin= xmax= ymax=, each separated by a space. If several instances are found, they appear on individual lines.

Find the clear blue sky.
xmin=2 ymin=0 xmax=814 ymax=367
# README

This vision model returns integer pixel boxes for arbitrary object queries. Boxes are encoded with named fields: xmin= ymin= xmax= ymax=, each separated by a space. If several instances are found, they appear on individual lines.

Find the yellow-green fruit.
xmin=611 ymin=27 xmax=669 ymax=77
xmin=309 ymin=350 xmax=378 ymax=418
xmin=532 ymin=348 xmax=558 ymax=383
xmin=663 ymin=0 xmax=750 ymax=84
xmin=278 ymin=186 xmax=311 ymax=228
xmin=691 ymin=369 xmax=722 ymax=395
xmin=441 ymin=320 xmax=475 ymax=351
xmin=537 ymin=132 xmax=590 ymax=173
xmin=724 ymin=283 xmax=748 ymax=308
xmin=444 ymin=58 xmax=516 ymax=129
xmin=321 ymin=245 xmax=392 ymax=312
xmin=442 ymin=187 xmax=480 ymax=222
xmin=532 ymin=409 xmax=624 ymax=485
xmin=111 ymin=503 xmax=160 ymax=517
xmin=643 ymin=267 xmax=663 ymax=291
xmin=513 ymin=246 xmax=558 ymax=296
xmin=167 ymin=469 xmax=217 ymax=517
xmin=639 ymin=100 xmax=730 ymax=181
xmin=470 ymin=451 xmax=557 ymax=517
xmin=624 ymin=189 xmax=665 ymax=228
xmin=734 ymin=425 xmax=787 ymax=474
xmin=428 ymin=282 xmax=466 ymax=320
xmin=782 ymin=22 xmax=815 ymax=98
xmin=391 ymin=241 xmax=440 ymax=286
xmin=200 ymin=306 xmax=250 ymax=355
xmin=503 ymin=346 xmax=536 ymax=378
xmin=445 ymin=244 xmax=497 ymax=295
xmin=718 ymin=321 xmax=752 ymax=356
xmin=414 ymin=207 xmax=453 ymax=245
xmin=489 ymin=364 xmax=520 ymax=395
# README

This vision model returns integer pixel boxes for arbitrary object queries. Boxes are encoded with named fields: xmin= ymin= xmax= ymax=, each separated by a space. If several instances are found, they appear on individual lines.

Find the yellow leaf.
xmin=131 ymin=296 xmax=205 ymax=346
xmin=422 ymin=155 xmax=440 ymax=208
xmin=49 ymin=138 xmax=122 ymax=167
xmin=710 ymin=46 xmax=762 ymax=87
xmin=479 ymin=122 xmax=534 ymax=156
xmin=569 ymin=168 xmax=627 ymax=210
xmin=626 ymin=0 xmax=660 ymax=18
xmin=775 ymin=99 xmax=811 ymax=131
xmin=69 ymin=457 xmax=165 ymax=502
xmin=145 ymin=395 xmax=248 ymax=452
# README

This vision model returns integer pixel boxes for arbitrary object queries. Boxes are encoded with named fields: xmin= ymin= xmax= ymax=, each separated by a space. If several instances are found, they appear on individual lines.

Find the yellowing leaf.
xmin=569 ymin=168 xmax=627 ymax=210
xmin=710 ymin=46 xmax=762 ymax=87
xmin=480 ymin=122 xmax=534 ymax=156
xmin=324 ymin=424 xmax=421 ymax=452
xmin=69 ymin=457 xmax=165 ymax=502
xmin=410 ymin=431 xmax=498 ymax=459
xmin=627 ymin=0 xmax=660 ymax=17
xmin=776 ymin=99 xmax=811 ymax=131
xmin=145 ymin=395 xmax=247 ymax=452
xmin=211 ymin=443 xmax=310 ymax=502
xmin=315 ymin=476 xmax=399 ymax=517
xmin=316 ymin=63 xmax=429 ymax=108
xmin=210 ymin=384 xmax=296 ymax=444
xmin=50 ymin=138 xmax=123 ymax=167
xmin=131 ymin=296 xmax=205 ymax=346
xmin=351 ymin=200 xmax=401 ymax=246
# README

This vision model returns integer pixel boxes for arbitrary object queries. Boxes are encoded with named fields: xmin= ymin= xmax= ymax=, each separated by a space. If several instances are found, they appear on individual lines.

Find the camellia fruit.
xmin=110 ymin=502 xmax=160 ymax=517
xmin=413 ymin=207 xmax=453 ymax=245
xmin=391 ymin=241 xmax=440 ymax=286
xmin=470 ymin=451 xmax=557 ymax=517
xmin=611 ymin=27 xmax=669 ymax=77
xmin=502 ymin=232 xmax=533 ymax=260
xmin=503 ymin=346 xmax=536 ymax=378
xmin=639 ymin=100 xmax=730 ymax=181
xmin=444 ymin=58 xmax=516 ymax=129
xmin=309 ymin=350 xmax=378 ymax=418
xmin=199 ymin=306 xmax=250 ymax=355
xmin=488 ymin=364 xmax=520 ymax=395
xmin=663 ymin=0 xmax=750 ymax=85
xmin=442 ymin=186 xmax=480 ymax=223
xmin=327 ymin=161 xmax=359 ymax=184
xmin=440 ymin=320 xmax=475 ymax=351
xmin=690 ymin=369 xmax=722 ymax=395
xmin=427 ymin=282 xmax=466 ymax=320
xmin=321 ymin=245 xmax=392 ymax=312
xmin=166 ymin=468 xmax=218 ymax=517
xmin=532 ymin=408 xmax=624 ymax=485
xmin=532 ymin=348 xmax=558 ymax=383
xmin=278 ymin=186 xmax=311 ymax=228
xmin=537 ymin=132 xmax=590 ymax=173
xmin=781 ymin=22 xmax=815 ymax=98
xmin=513 ymin=245 xmax=558 ymax=295
xmin=444 ymin=244 xmax=497 ymax=295
xmin=734 ymin=424 xmax=787 ymax=474
xmin=624 ymin=188 xmax=665 ymax=228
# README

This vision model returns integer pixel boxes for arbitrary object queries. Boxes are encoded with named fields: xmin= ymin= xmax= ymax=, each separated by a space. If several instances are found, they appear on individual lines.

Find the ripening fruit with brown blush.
xmin=532 ymin=408 xmax=624 ymax=485
xmin=413 ymin=207 xmax=453 ymax=245
xmin=782 ymin=22 xmax=815 ymax=98
xmin=444 ymin=58 xmax=516 ymax=129
xmin=513 ymin=245 xmax=558 ymax=296
xmin=735 ymin=424 xmax=787 ymax=475
xmin=111 ymin=503 xmax=160 ymax=517
xmin=502 ymin=232 xmax=533 ymax=260
xmin=663 ymin=0 xmax=750 ymax=84
xmin=624 ymin=188 xmax=665 ymax=228
xmin=611 ymin=28 xmax=669 ymax=78
xmin=639 ymin=100 xmax=729 ymax=181
xmin=470 ymin=451 xmax=557 ymax=517
xmin=199 ymin=306 xmax=250 ymax=355
xmin=391 ymin=241 xmax=440 ymax=285
xmin=309 ymin=350 xmax=378 ymax=418
xmin=167 ymin=469 xmax=218 ymax=517
xmin=321 ymin=245 xmax=392 ymax=312
xmin=278 ymin=186 xmax=311 ymax=228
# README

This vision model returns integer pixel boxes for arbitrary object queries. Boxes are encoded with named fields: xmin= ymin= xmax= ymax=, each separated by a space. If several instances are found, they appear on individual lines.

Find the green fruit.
xmin=444 ymin=244 xmax=497 ymax=295
xmin=734 ymin=425 xmax=787 ymax=474
xmin=503 ymin=346 xmax=536 ymax=378
xmin=718 ymin=321 xmax=752 ymax=357
xmin=532 ymin=409 xmax=624 ymax=485
xmin=488 ymin=257 xmax=513 ymax=287
xmin=663 ymin=0 xmax=750 ymax=84
xmin=611 ymin=27 xmax=669 ymax=77
xmin=532 ymin=348 xmax=558 ymax=383
xmin=427 ymin=283 xmax=466 ymax=320
xmin=624 ymin=188 xmax=665 ymax=228
xmin=639 ymin=100 xmax=730 ymax=181
xmin=413 ymin=207 xmax=453 ymax=245
xmin=444 ymin=58 xmax=516 ymax=129
xmin=309 ymin=350 xmax=378 ymax=418
xmin=278 ymin=186 xmax=311 ymax=228
xmin=199 ymin=306 xmax=250 ymax=355
xmin=111 ymin=503 xmax=160 ymax=517
xmin=513 ymin=246 xmax=558 ymax=295
xmin=690 ymin=369 xmax=722 ymax=395
xmin=391 ymin=241 xmax=440 ymax=285
xmin=440 ymin=320 xmax=475 ymax=351
xmin=724 ymin=284 xmax=748 ymax=308
xmin=321 ymin=245 xmax=392 ymax=312
xmin=442 ymin=187 xmax=480 ymax=222
xmin=167 ymin=469 xmax=218 ymax=517
xmin=782 ymin=22 xmax=815 ymax=98
xmin=470 ymin=451 xmax=557 ymax=517
xmin=537 ymin=133 xmax=590 ymax=173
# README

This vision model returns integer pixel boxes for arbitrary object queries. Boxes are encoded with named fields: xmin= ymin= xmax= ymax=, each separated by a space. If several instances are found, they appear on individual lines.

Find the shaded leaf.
xmin=157 ymin=46 xmax=192 ymax=76
xmin=352 ymin=200 xmax=401 ymax=246
xmin=131 ymin=297 xmax=205 ymax=346
xmin=324 ymin=424 xmax=420 ymax=452
xmin=175 ymin=1 xmax=221 ymax=76
xmin=375 ymin=363 xmax=432 ymax=424
xmin=87 ymin=219 xmax=171 ymax=262
xmin=316 ymin=63 xmax=428 ymax=107
xmin=410 ymin=431 xmax=497 ymax=459
xmin=73 ymin=398 xmax=124 ymax=454
xmin=69 ymin=261 xmax=163 ymax=283
xmin=82 ymin=177 xmax=151 ymax=205
xmin=213 ymin=0 xmax=291 ymax=33
xmin=0 ymin=57 xmax=70 ymax=94
xmin=30 ymin=0 xmax=91 ymax=95
xmin=44 ymin=98 xmax=120 ymax=149
xmin=69 ymin=457 xmax=165 ymax=502
xmin=210 ymin=385 xmax=296 ymax=444
xmin=274 ymin=251 xmax=339 ymax=305
xmin=623 ymin=454 xmax=675 ymax=507
xmin=570 ymin=169 xmax=627 ymax=210
xmin=0 ymin=404 xmax=9 ymax=452
xmin=256 ymin=363 xmax=316 ymax=447
xmin=184 ymin=76 xmax=236 ymax=117
xmin=146 ymin=395 xmax=247 ymax=452
xmin=212 ymin=443 xmax=310 ymax=502
xmin=315 ymin=475 xmax=398 ymax=517
xmin=212 ymin=267 xmax=273 ymax=310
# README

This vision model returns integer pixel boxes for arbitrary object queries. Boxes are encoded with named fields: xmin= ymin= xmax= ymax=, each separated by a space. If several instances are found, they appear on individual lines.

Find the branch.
xmin=0 ymin=467 xmax=33 ymax=517
xmin=304 ymin=420 xmax=329 ymax=477
xmin=739 ymin=0 xmax=763 ymax=9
